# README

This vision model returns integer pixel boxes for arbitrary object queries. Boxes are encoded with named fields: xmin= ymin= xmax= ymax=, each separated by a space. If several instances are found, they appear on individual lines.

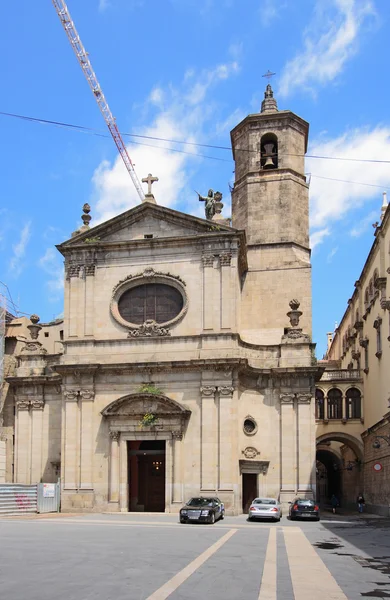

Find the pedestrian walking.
xmin=357 ymin=493 xmax=365 ymax=514
xmin=330 ymin=494 xmax=339 ymax=514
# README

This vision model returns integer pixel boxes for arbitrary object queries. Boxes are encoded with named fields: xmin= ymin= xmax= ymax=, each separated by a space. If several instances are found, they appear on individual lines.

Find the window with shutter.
xmin=118 ymin=284 xmax=183 ymax=325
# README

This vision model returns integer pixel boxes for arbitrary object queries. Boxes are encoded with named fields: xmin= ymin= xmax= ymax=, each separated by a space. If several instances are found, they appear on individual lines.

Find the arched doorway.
xmin=316 ymin=433 xmax=363 ymax=510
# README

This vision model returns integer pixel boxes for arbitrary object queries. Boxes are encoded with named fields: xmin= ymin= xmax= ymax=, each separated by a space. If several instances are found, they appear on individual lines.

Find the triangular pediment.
xmin=101 ymin=393 xmax=191 ymax=417
xmin=58 ymin=203 xmax=235 ymax=250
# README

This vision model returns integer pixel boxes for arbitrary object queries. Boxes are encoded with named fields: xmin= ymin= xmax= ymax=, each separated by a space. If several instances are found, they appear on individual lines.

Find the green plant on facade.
xmin=84 ymin=236 xmax=100 ymax=244
xmin=139 ymin=413 xmax=159 ymax=428
xmin=138 ymin=384 xmax=163 ymax=395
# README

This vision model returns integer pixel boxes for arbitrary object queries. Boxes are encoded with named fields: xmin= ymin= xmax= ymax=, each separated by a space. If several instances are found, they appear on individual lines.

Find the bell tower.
xmin=230 ymin=84 xmax=312 ymax=338
xmin=231 ymin=83 xmax=309 ymax=247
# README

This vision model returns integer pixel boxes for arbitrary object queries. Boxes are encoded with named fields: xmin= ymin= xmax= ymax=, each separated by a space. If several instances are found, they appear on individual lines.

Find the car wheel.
xmin=220 ymin=512 xmax=224 ymax=520
xmin=275 ymin=517 xmax=280 ymax=522
xmin=180 ymin=519 xmax=185 ymax=524
xmin=315 ymin=517 xmax=320 ymax=522
xmin=209 ymin=513 xmax=215 ymax=524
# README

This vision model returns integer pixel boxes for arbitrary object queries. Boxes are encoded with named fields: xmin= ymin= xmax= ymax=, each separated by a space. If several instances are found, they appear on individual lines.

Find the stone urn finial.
xmin=81 ymin=203 xmax=92 ymax=228
xmin=28 ymin=314 xmax=42 ymax=340
xmin=287 ymin=299 xmax=302 ymax=327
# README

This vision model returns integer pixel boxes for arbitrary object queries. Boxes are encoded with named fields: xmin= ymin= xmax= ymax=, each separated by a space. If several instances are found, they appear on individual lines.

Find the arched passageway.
xmin=316 ymin=433 xmax=363 ymax=510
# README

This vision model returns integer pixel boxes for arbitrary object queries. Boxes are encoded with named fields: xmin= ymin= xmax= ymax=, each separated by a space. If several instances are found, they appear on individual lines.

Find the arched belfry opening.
xmin=260 ymin=133 xmax=278 ymax=169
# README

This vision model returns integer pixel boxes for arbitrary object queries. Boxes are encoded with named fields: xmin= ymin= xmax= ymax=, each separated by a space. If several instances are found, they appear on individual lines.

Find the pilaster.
xmin=200 ymin=385 xmax=217 ymax=491
xmin=63 ymin=389 xmax=80 ymax=490
xmin=79 ymin=388 xmax=95 ymax=490
xmin=172 ymin=431 xmax=183 ymax=503
xmin=296 ymin=393 xmax=314 ymax=494
xmin=109 ymin=430 xmax=119 ymax=503
xmin=280 ymin=393 xmax=296 ymax=495
xmin=218 ymin=385 xmax=234 ymax=491
xmin=15 ymin=397 xmax=31 ymax=484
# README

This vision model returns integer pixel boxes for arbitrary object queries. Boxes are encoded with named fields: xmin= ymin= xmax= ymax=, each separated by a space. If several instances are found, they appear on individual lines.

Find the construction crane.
xmin=52 ymin=0 xmax=145 ymax=201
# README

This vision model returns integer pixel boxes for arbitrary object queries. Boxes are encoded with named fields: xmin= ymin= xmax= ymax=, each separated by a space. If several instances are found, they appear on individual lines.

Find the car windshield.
xmin=296 ymin=499 xmax=315 ymax=505
xmin=187 ymin=498 xmax=216 ymax=507
xmin=253 ymin=498 xmax=276 ymax=505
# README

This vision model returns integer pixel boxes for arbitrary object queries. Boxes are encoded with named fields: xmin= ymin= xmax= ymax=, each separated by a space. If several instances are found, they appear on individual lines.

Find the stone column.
xmin=109 ymin=431 xmax=120 ymax=503
xmin=297 ymin=393 xmax=314 ymax=494
xmin=63 ymin=390 xmax=80 ymax=490
xmin=84 ymin=265 xmax=95 ymax=336
xmin=172 ymin=432 xmax=183 ymax=504
xmin=220 ymin=253 xmax=233 ymax=330
xmin=15 ymin=397 xmax=31 ymax=484
xmin=342 ymin=390 xmax=347 ymax=421
xmin=79 ymin=389 xmax=94 ymax=489
xmin=202 ymin=254 xmax=215 ymax=331
xmin=30 ymin=398 xmax=44 ymax=484
xmin=119 ymin=435 xmax=128 ymax=512
xmin=200 ymin=386 xmax=217 ymax=491
xmin=218 ymin=385 xmax=234 ymax=490
xmin=68 ymin=269 xmax=81 ymax=338
xmin=280 ymin=393 xmax=296 ymax=496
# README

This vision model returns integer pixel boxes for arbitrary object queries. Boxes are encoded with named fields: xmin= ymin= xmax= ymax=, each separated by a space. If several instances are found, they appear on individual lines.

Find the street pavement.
xmin=1 ymin=511 xmax=390 ymax=599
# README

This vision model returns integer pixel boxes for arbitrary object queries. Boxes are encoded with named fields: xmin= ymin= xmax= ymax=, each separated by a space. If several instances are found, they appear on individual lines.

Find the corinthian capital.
xmin=80 ymin=389 xmax=95 ymax=401
xmin=219 ymin=386 xmax=235 ymax=396
xmin=63 ymin=389 xmax=78 ymax=401
xmin=296 ymin=393 xmax=312 ymax=404
xmin=200 ymin=386 xmax=217 ymax=397
xmin=280 ymin=393 xmax=295 ymax=404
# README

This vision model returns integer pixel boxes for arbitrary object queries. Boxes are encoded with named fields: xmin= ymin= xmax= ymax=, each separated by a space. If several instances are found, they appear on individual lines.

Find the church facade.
xmin=4 ymin=85 xmax=321 ymax=514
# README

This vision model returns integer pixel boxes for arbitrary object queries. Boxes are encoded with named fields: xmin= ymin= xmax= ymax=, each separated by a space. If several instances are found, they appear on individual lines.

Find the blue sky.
xmin=1 ymin=0 xmax=389 ymax=357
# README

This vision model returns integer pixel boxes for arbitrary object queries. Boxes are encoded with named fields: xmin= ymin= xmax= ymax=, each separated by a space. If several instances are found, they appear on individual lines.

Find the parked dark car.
xmin=180 ymin=497 xmax=225 ymax=524
xmin=289 ymin=498 xmax=320 ymax=521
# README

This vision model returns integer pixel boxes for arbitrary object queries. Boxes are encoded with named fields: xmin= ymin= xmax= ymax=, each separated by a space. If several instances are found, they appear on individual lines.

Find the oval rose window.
xmin=118 ymin=283 xmax=183 ymax=325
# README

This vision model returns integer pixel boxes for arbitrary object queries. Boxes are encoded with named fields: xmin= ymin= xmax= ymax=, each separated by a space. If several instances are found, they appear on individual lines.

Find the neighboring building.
xmin=2 ymin=85 xmax=322 ymax=514
xmin=318 ymin=193 xmax=390 ymax=515
xmin=0 ymin=315 xmax=63 ymax=482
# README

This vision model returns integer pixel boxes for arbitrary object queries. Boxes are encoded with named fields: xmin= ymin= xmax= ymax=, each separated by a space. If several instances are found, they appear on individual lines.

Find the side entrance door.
xmin=242 ymin=473 xmax=257 ymax=513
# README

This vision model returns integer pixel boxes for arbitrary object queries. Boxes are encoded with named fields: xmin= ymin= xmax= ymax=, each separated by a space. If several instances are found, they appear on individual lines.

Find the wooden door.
xmin=242 ymin=473 xmax=257 ymax=513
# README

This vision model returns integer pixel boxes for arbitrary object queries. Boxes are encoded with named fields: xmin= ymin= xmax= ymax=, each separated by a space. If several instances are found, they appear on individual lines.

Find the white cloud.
xmin=9 ymin=223 xmax=31 ymax=278
xmin=279 ymin=0 xmax=376 ymax=97
xmin=327 ymin=246 xmax=339 ymax=262
xmin=308 ymin=126 xmax=390 ymax=230
xmin=98 ymin=0 xmax=110 ymax=12
xmin=349 ymin=209 xmax=378 ymax=237
xmin=259 ymin=0 xmax=283 ymax=27
xmin=310 ymin=227 xmax=330 ymax=250
xmin=38 ymin=248 xmax=64 ymax=301
xmin=92 ymin=61 xmax=239 ymax=223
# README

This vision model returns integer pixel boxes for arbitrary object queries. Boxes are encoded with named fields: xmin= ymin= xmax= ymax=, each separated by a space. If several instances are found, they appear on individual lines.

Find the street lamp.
xmin=372 ymin=436 xmax=390 ymax=449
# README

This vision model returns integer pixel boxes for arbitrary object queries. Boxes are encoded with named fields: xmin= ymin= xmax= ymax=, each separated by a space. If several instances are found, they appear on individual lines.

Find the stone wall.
xmin=363 ymin=418 xmax=390 ymax=516
xmin=0 ymin=438 xmax=5 ymax=483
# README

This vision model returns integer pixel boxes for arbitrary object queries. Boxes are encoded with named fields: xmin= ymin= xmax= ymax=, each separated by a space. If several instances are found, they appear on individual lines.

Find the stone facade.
xmin=322 ymin=193 xmax=390 ymax=514
xmin=2 ymin=85 xmax=321 ymax=513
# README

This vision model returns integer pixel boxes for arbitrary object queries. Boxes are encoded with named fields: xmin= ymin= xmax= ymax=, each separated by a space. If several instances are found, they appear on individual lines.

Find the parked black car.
xmin=289 ymin=498 xmax=320 ymax=521
xmin=180 ymin=497 xmax=225 ymax=524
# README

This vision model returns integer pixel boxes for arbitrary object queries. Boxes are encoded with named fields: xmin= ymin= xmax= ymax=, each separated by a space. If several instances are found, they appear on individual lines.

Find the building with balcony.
xmin=317 ymin=193 xmax=390 ymax=515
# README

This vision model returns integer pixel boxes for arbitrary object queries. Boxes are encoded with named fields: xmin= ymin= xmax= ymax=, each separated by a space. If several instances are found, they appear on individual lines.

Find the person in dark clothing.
xmin=330 ymin=494 xmax=339 ymax=514
xmin=357 ymin=493 xmax=365 ymax=513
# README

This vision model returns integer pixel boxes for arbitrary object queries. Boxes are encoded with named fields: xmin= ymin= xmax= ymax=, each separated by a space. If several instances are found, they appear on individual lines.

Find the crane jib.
xmin=51 ymin=0 xmax=145 ymax=201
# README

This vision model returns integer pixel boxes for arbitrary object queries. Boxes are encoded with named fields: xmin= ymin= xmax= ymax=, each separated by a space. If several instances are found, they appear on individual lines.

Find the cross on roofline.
xmin=262 ymin=70 xmax=276 ymax=82
xmin=142 ymin=173 xmax=159 ymax=195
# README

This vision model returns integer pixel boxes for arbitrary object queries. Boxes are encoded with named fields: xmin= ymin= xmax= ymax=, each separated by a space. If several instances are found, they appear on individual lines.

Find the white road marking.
xmin=258 ymin=526 xmax=277 ymax=600
xmin=283 ymin=527 xmax=348 ymax=600
xmin=145 ymin=528 xmax=237 ymax=600
xmin=1 ymin=517 xmax=274 ymax=529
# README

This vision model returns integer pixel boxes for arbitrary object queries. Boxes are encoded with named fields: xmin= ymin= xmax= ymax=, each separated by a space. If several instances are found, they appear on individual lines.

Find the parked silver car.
xmin=248 ymin=497 xmax=282 ymax=522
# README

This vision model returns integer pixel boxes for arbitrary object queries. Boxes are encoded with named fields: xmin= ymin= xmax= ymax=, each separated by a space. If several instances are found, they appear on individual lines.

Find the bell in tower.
xmin=260 ymin=134 xmax=278 ymax=169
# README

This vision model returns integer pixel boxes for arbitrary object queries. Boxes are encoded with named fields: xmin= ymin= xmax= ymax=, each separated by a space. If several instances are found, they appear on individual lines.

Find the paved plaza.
xmin=1 ymin=512 xmax=390 ymax=600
